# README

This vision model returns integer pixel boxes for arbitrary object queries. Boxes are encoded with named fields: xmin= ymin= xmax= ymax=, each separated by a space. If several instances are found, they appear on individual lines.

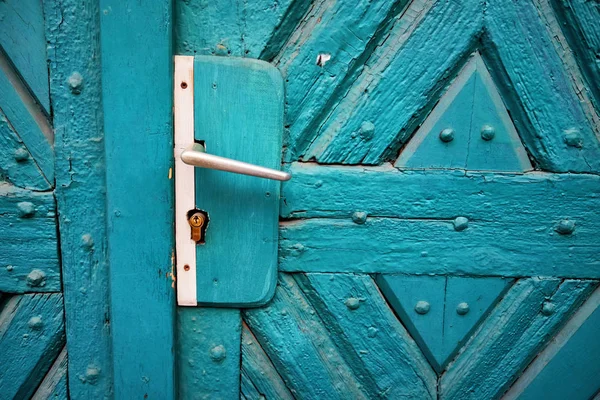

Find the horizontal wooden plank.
xmin=0 ymin=183 xmax=59 ymax=292
xmin=0 ymin=294 xmax=66 ymax=399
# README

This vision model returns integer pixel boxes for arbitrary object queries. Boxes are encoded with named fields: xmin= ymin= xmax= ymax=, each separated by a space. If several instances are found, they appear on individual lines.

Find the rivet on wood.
xmin=17 ymin=201 xmax=36 ymax=218
xmin=456 ymin=302 xmax=470 ymax=315
xmin=541 ymin=301 xmax=555 ymax=316
xmin=6 ymin=265 xmax=13 ymax=272
xmin=415 ymin=300 xmax=430 ymax=315
xmin=210 ymin=345 xmax=227 ymax=362
xmin=28 ymin=316 xmax=43 ymax=330
xmin=345 ymin=297 xmax=361 ymax=310
xmin=367 ymin=327 xmax=379 ymax=338
xmin=439 ymin=128 xmax=454 ymax=143
xmin=352 ymin=211 xmax=368 ymax=225
xmin=563 ymin=128 xmax=583 ymax=148
xmin=14 ymin=147 xmax=29 ymax=162
xmin=453 ymin=216 xmax=469 ymax=231
xmin=360 ymin=121 xmax=375 ymax=141
xmin=26 ymin=269 xmax=46 ymax=287
xmin=81 ymin=233 xmax=94 ymax=249
xmin=85 ymin=366 xmax=101 ymax=385
xmin=68 ymin=72 xmax=84 ymax=94
xmin=480 ymin=125 xmax=496 ymax=141
xmin=555 ymin=219 xmax=575 ymax=235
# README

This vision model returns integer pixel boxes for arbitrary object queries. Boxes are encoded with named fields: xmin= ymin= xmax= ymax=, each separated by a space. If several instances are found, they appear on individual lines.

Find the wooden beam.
xmin=100 ymin=1 xmax=176 ymax=398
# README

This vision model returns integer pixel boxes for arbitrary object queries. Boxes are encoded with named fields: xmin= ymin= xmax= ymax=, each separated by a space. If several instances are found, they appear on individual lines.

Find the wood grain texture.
xmin=175 ymin=0 xmax=310 ymax=60
xmin=298 ymin=0 xmax=482 ymax=164
xmin=0 ymin=107 xmax=52 ymax=190
xmin=193 ymin=56 xmax=283 ymax=306
xmin=32 ymin=346 xmax=68 ymax=400
xmin=241 ymin=323 xmax=294 ymax=400
xmin=99 ymin=1 xmax=176 ymax=398
xmin=178 ymin=307 xmax=241 ymax=400
xmin=243 ymin=273 xmax=369 ymax=399
xmin=296 ymin=273 xmax=437 ymax=399
xmin=0 ymin=48 xmax=54 ymax=185
xmin=0 ymin=0 xmax=51 ymax=113
xmin=440 ymin=278 xmax=598 ymax=399
xmin=0 ymin=182 xmax=59 ymax=293
xmin=0 ymin=294 xmax=65 ymax=399
xmin=44 ymin=0 xmax=112 ymax=397
xmin=483 ymin=0 xmax=600 ymax=173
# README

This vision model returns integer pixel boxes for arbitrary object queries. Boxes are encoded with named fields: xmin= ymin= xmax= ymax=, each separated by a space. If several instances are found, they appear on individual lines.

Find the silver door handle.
xmin=180 ymin=143 xmax=291 ymax=181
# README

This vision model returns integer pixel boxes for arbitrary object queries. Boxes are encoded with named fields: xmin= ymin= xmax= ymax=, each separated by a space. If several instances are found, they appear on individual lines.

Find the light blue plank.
xmin=516 ymin=289 xmax=600 ymax=400
xmin=396 ymin=53 xmax=532 ymax=172
xmin=32 ymin=346 xmax=68 ymax=400
xmin=0 ymin=0 xmax=51 ymax=113
xmin=441 ymin=279 xmax=597 ymax=399
xmin=178 ymin=308 xmax=241 ymax=400
xmin=0 ymin=294 xmax=65 ymax=399
xmin=99 ymin=1 xmax=176 ymax=398
xmin=194 ymin=56 xmax=283 ymax=306
xmin=297 ymin=273 xmax=437 ymax=398
xmin=376 ymin=275 xmax=446 ymax=372
xmin=44 ymin=1 xmax=112 ymax=397
xmin=0 ymin=182 xmax=60 ymax=293
xmin=0 ymin=48 xmax=54 ymax=184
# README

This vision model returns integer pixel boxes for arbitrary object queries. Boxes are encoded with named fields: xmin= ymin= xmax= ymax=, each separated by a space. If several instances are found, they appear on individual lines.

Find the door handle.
xmin=180 ymin=143 xmax=291 ymax=181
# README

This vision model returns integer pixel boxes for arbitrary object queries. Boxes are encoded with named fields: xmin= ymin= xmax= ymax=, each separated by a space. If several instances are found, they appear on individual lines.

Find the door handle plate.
xmin=174 ymin=55 xmax=284 ymax=307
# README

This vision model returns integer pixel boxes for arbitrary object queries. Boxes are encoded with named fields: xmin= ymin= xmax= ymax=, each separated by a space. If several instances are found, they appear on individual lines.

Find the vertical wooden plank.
xmin=99 ymin=1 xmax=176 ymax=398
xmin=44 ymin=1 xmax=112 ymax=397
xmin=177 ymin=308 xmax=241 ymax=400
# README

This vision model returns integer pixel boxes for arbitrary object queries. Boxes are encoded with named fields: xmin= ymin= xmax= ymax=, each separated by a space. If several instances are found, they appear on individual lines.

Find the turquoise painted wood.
xmin=0 ymin=294 xmax=65 ymax=399
xmin=31 ymin=347 xmax=68 ymax=400
xmin=0 ymin=0 xmax=51 ymax=113
xmin=178 ymin=308 xmax=241 ymax=399
xmin=193 ymin=56 xmax=284 ymax=306
xmin=100 ymin=0 xmax=176 ymax=398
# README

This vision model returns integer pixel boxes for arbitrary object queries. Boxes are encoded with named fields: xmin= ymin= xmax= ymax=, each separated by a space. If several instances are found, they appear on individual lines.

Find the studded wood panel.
xmin=175 ymin=0 xmax=600 ymax=398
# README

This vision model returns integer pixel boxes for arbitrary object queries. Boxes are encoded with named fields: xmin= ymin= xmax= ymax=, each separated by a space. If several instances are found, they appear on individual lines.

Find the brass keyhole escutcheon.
xmin=187 ymin=209 xmax=209 ymax=244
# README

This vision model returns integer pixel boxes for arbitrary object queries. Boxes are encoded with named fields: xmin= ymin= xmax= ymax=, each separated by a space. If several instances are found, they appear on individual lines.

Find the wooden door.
xmin=174 ymin=1 xmax=600 ymax=399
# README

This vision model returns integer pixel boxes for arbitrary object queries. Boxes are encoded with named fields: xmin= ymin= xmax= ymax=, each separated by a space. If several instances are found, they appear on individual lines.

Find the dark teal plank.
xmin=32 ymin=346 xmax=68 ymax=400
xmin=441 ymin=279 xmax=597 ymax=400
xmin=484 ymin=0 xmax=600 ymax=172
xmin=44 ymin=1 xmax=112 ymax=397
xmin=0 ymin=0 xmax=51 ymax=113
xmin=0 ymin=182 xmax=59 ymax=293
xmin=0 ymin=294 xmax=65 ymax=399
xmin=99 ymin=1 xmax=176 ymax=398
xmin=178 ymin=308 xmax=241 ymax=400
xmin=515 ymin=288 xmax=600 ymax=400
xmin=242 ymin=323 xmax=294 ymax=400
xmin=0 ymin=48 xmax=54 ymax=184
xmin=296 ymin=273 xmax=437 ymax=398
xmin=193 ymin=56 xmax=283 ymax=306
xmin=0 ymin=107 xmax=51 ymax=190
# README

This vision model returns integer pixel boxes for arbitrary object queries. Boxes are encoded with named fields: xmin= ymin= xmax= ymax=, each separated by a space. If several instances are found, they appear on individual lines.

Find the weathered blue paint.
xmin=177 ymin=308 xmax=241 ymax=399
xmin=44 ymin=0 xmax=112 ymax=397
xmin=395 ymin=53 xmax=532 ymax=172
xmin=0 ymin=182 xmax=59 ymax=293
xmin=193 ymin=56 xmax=283 ymax=306
xmin=0 ymin=0 xmax=51 ymax=113
xmin=99 ymin=0 xmax=176 ymax=398
xmin=0 ymin=294 xmax=65 ymax=399
xmin=31 ymin=347 xmax=68 ymax=400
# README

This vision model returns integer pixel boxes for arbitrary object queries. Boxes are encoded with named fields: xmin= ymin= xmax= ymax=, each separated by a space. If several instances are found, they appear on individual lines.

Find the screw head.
xmin=480 ymin=125 xmax=496 ymax=141
xmin=456 ymin=302 xmax=470 ymax=315
xmin=555 ymin=219 xmax=575 ymax=235
xmin=439 ymin=128 xmax=455 ymax=143
xmin=453 ymin=216 xmax=469 ymax=231
xmin=415 ymin=301 xmax=430 ymax=315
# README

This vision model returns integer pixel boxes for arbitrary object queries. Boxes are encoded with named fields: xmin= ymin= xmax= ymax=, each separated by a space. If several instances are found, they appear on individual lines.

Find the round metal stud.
xmin=456 ymin=302 xmax=470 ymax=316
xmin=345 ymin=297 xmax=361 ymax=310
xmin=352 ymin=211 xmax=368 ymax=225
xmin=439 ymin=128 xmax=455 ymax=143
xmin=210 ymin=345 xmax=227 ymax=362
xmin=541 ymin=301 xmax=555 ymax=316
xmin=555 ymin=219 xmax=575 ymax=235
xmin=453 ymin=216 xmax=469 ymax=232
xmin=480 ymin=125 xmax=496 ymax=141
xmin=415 ymin=301 xmax=430 ymax=315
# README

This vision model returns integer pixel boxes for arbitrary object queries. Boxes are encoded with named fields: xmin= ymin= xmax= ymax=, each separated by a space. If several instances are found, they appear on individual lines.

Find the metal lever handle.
xmin=180 ymin=143 xmax=291 ymax=181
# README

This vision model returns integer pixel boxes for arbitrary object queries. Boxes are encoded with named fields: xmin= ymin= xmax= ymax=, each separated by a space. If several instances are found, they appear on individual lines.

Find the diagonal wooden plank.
xmin=296 ymin=273 xmax=437 ymax=399
xmin=484 ymin=0 xmax=600 ymax=172
xmin=0 ymin=293 xmax=65 ymax=400
xmin=177 ymin=308 xmax=241 ymax=400
xmin=243 ymin=273 xmax=369 ymax=399
xmin=300 ymin=0 xmax=483 ymax=164
xmin=0 ymin=182 xmax=60 ymax=293
xmin=32 ymin=346 xmax=68 ymax=400
xmin=440 ymin=278 xmax=598 ymax=400
xmin=0 ymin=48 xmax=54 ymax=185
xmin=0 ymin=107 xmax=52 ymax=190
xmin=0 ymin=0 xmax=51 ymax=113
xmin=242 ymin=323 xmax=294 ymax=400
